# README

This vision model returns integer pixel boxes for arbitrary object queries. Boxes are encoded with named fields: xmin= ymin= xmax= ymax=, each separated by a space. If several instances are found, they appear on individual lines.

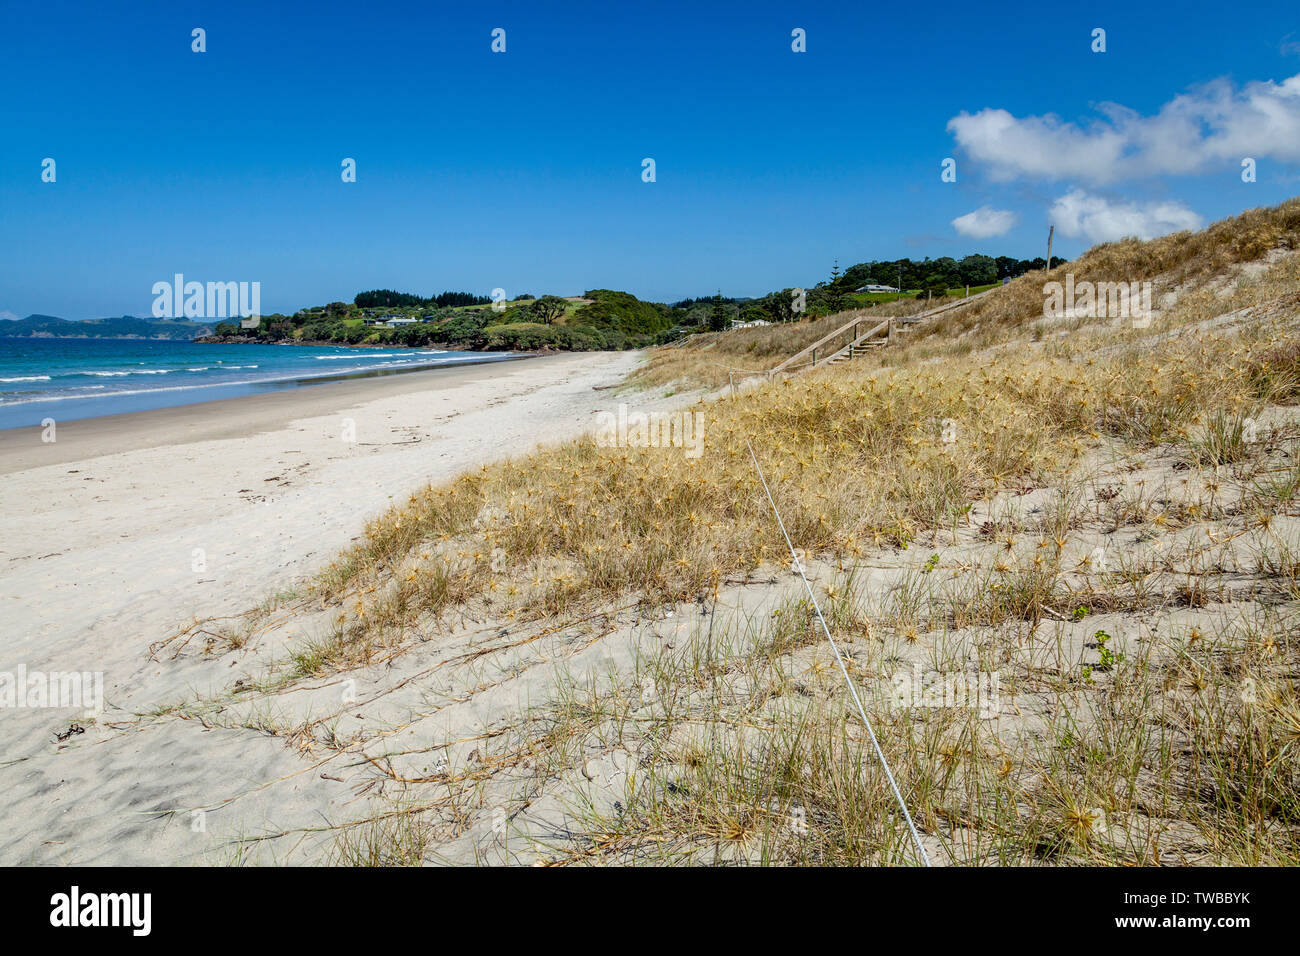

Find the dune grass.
xmin=274 ymin=198 xmax=1300 ymax=865
xmin=308 ymin=304 xmax=1300 ymax=673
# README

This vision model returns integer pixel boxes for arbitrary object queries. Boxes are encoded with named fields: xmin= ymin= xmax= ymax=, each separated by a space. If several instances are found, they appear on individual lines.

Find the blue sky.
xmin=2 ymin=0 xmax=1299 ymax=319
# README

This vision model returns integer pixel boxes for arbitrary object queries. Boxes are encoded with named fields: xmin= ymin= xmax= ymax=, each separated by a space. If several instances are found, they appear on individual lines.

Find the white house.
xmin=856 ymin=284 xmax=900 ymax=293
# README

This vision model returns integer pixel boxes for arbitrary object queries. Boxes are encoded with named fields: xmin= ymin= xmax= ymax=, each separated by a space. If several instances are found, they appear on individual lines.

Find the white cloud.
xmin=1050 ymin=189 xmax=1203 ymax=243
xmin=948 ymin=73 xmax=1300 ymax=184
xmin=0 ymin=310 xmax=19 ymax=321
xmin=951 ymin=205 xmax=1018 ymax=238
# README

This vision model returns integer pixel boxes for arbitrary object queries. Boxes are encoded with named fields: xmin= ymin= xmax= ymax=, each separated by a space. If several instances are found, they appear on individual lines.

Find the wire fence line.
xmin=745 ymin=439 xmax=933 ymax=867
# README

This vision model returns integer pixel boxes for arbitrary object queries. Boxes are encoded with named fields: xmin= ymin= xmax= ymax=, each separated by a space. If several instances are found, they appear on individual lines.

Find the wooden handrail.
xmin=770 ymin=314 xmax=886 ymax=374
xmin=768 ymin=287 xmax=997 ymax=375
xmin=896 ymin=287 xmax=996 ymax=323
xmin=828 ymin=320 xmax=891 ymax=361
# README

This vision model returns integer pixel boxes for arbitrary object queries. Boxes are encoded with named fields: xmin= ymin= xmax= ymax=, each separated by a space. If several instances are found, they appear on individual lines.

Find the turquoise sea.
xmin=0 ymin=337 xmax=520 ymax=430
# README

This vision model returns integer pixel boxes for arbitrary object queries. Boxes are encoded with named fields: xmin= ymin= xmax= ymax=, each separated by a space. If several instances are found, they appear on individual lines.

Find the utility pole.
xmin=1046 ymin=225 xmax=1055 ymax=271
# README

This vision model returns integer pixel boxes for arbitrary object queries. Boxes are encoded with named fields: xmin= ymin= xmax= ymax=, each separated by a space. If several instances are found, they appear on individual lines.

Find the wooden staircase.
xmin=768 ymin=288 xmax=995 ymax=376
xmin=768 ymin=317 xmax=889 ymax=375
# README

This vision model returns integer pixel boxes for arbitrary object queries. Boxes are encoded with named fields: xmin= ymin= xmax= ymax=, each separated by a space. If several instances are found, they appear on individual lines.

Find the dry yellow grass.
xmin=229 ymin=197 xmax=1300 ymax=865
xmin=912 ymin=197 xmax=1300 ymax=350
xmin=310 ymin=234 xmax=1300 ymax=670
xmin=632 ymin=297 xmax=932 ymax=392
xmin=637 ymin=198 xmax=1300 ymax=394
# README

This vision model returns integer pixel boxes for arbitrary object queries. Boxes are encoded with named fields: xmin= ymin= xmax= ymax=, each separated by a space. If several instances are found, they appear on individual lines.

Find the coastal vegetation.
xmin=2 ymin=254 xmax=1065 ymax=350
xmin=203 ymin=254 xmax=1066 ymax=352
xmin=170 ymin=199 xmax=1300 ymax=865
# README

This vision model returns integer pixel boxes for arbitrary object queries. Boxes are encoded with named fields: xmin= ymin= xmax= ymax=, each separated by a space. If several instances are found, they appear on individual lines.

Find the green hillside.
xmin=1 ymin=314 xmax=213 ymax=339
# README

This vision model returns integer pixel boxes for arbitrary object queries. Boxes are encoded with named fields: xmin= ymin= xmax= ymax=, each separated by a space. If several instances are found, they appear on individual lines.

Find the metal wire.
xmin=745 ymin=440 xmax=932 ymax=867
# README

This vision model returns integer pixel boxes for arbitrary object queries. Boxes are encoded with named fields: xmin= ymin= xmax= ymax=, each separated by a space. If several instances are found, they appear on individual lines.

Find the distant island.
xmin=0 ymin=314 xmax=213 ymax=340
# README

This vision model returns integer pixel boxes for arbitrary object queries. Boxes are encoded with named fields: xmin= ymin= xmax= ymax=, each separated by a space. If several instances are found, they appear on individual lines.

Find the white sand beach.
xmin=0 ymin=351 xmax=649 ymax=863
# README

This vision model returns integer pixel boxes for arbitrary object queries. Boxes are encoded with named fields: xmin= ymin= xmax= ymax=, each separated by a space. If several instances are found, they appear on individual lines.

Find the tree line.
xmin=835 ymin=254 xmax=1066 ymax=295
xmin=207 ymin=250 xmax=1069 ymax=351
xmin=354 ymin=289 xmax=492 ymax=309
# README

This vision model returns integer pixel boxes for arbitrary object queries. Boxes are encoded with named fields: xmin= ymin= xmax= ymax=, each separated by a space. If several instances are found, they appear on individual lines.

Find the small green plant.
xmin=1072 ymin=606 xmax=1090 ymax=620
xmin=1093 ymin=629 xmax=1123 ymax=671
xmin=921 ymin=553 xmax=940 ymax=574
xmin=1081 ymin=630 xmax=1124 ymax=682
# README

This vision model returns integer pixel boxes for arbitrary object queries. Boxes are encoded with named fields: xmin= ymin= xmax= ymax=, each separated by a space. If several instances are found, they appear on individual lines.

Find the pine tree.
xmin=708 ymin=292 xmax=730 ymax=331
xmin=828 ymin=259 xmax=846 ymax=314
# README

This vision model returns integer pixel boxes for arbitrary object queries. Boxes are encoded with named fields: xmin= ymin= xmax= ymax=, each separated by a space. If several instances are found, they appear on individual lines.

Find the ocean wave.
xmin=315 ymin=353 xmax=402 ymax=360
xmin=0 ymin=354 xmax=512 ymax=407
xmin=82 ymin=368 xmax=175 ymax=377
xmin=0 ymin=375 xmax=52 ymax=382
